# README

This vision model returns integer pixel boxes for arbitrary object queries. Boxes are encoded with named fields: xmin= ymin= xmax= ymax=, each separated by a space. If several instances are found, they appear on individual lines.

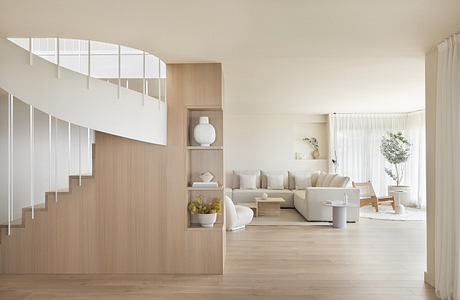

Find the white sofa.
xmin=227 ymin=170 xmax=360 ymax=222
xmin=293 ymin=188 xmax=360 ymax=222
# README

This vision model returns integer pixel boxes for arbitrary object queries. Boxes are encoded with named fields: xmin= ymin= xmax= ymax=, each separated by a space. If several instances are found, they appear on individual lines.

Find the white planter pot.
xmin=197 ymin=213 xmax=217 ymax=228
xmin=388 ymin=185 xmax=413 ymax=206
xmin=193 ymin=117 xmax=216 ymax=147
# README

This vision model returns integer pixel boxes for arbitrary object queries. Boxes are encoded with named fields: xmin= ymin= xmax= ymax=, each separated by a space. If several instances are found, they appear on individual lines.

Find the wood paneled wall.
xmin=0 ymin=63 xmax=224 ymax=274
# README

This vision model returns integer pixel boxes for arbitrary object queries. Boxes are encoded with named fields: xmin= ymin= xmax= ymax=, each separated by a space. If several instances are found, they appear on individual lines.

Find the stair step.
xmin=0 ymin=217 xmax=24 ymax=228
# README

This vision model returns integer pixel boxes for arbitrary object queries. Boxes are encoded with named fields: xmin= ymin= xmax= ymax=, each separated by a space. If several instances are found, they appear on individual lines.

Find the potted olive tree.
xmin=380 ymin=131 xmax=412 ymax=206
xmin=188 ymin=195 xmax=222 ymax=227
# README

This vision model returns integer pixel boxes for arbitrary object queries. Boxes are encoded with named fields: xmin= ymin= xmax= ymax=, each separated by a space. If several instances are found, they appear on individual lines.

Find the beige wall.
xmin=224 ymin=113 xmax=329 ymax=187
xmin=425 ymin=48 xmax=437 ymax=287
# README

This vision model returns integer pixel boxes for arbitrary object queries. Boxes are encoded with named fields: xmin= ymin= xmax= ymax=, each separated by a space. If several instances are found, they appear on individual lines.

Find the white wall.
xmin=224 ymin=113 xmax=329 ymax=187
xmin=0 ymin=94 xmax=93 ymax=224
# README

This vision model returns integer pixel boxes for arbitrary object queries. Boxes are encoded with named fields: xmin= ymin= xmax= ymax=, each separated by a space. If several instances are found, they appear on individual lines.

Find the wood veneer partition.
xmin=0 ymin=63 xmax=224 ymax=274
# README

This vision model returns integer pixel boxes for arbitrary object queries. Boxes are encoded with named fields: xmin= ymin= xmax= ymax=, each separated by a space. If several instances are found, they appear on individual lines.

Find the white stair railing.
xmin=1 ymin=92 xmax=94 ymax=236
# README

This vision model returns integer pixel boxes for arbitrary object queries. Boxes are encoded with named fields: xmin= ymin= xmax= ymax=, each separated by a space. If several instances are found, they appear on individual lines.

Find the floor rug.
xmin=360 ymin=203 xmax=426 ymax=221
xmin=248 ymin=209 xmax=330 ymax=226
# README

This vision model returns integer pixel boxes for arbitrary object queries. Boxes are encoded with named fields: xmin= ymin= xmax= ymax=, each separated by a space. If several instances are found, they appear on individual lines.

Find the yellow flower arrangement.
xmin=188 ymin=195 xmax=222 ymax=214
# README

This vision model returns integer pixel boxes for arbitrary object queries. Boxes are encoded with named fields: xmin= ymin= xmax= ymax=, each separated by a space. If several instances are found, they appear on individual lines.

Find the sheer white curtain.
xmin=434 ymin=33 xmax=460 ymax=300
xmin=329 ymin=112 xmax=426 ymax=207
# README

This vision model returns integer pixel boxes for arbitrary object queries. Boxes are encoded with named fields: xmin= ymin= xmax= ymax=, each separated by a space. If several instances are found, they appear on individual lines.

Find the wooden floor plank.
xmin=0 ymin=219 xmax=436 ymax=299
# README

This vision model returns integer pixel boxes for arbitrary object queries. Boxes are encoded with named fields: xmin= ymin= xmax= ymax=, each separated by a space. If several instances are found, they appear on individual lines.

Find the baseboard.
xmin=424 ymin=271 xmax=435 ymax=287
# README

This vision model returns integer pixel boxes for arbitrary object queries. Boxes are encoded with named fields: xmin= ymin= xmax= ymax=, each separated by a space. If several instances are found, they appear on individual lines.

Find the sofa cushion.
xmin=267 ymin=174 xmax=284 ymax=190
xmin=322 ymin=174 xmax=337 ymax=187
xmin=329 ymin=175 xmax=350 ymax=187
xmin=316 ymin=172 xmax=328 ymax=187
xmin=240 ymin=174 xmax=257 ymax=189
xmin=311 ymin=172 xmax=319 ymax=187
xmin=261 ymin=171 xmax=288 ymax=189
xmin=232 ymin=170 xmax=261 ymax=189
xmin=288 ymin=171 xmax=318 ymax=189
xmin=294 ymin=174 xmax=312 ymax=189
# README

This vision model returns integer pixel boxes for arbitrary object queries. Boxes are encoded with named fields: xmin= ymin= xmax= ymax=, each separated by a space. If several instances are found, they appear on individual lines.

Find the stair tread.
xmin=0 ymin=218 xmax=24 ymax=228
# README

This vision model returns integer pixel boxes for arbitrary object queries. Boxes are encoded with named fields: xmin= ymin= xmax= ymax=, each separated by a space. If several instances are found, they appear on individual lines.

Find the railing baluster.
xmin=55 ymin=117 xmax=58 ymax=202
xmin=29 ymin=37 xmax=33 ymax=65
xmin=78 ymin=126 xmax=82 ymax=186
xmin=49 ymin=115 xmax=52 ymax=191
xmin=158 ymin=58 xmax=161 ymax=109
xmin=7 ymin=94 xmax=13 ymax=236
xmin=87 ymin=40 xmax=91 ymax=89
xmin=30 ymin=105 xmax=34 ymax=219
xmin=118 ymin=45 xmax=121 ymax=99
xmin=57 ymin=37 xmax=60 ymax=78
xmin=87 ymin=128 xmax=91 ymax=173
xmin=142 ymin=51 xmax=146 ymax=105
xmin=68 ymin=122 xmax=71 ymax=180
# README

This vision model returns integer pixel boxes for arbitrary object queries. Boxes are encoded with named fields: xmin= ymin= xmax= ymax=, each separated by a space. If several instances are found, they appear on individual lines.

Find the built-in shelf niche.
xmin=188 ymin=108 xmax=223 ymax=147
xmin=186 ymin=106 xmax=224 ymax=230
xmin=294 ymin=121 xmax=329 ymax=160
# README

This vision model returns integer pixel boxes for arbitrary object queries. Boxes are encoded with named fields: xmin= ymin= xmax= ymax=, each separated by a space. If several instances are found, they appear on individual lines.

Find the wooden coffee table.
xmin=254 ymin=197 xmax=285 ymax=216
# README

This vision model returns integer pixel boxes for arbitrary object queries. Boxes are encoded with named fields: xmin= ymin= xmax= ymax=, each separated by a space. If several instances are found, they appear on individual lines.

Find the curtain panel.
xmin=329 ymin=111 xmax=426 ymax=207
xmin=434 ymin=33 xmax=460 ymax=300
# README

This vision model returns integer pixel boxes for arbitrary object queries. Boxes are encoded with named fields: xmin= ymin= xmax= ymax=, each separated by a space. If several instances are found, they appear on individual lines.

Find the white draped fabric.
xmin=435 ymin=33 xmax=460 ymax=300
xmin=329 ymin=111 xmax=425 ymax=207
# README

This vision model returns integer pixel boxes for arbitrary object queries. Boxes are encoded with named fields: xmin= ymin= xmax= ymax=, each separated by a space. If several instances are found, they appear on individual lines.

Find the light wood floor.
xmin=0 ymin=219 xmax=436 ymax=300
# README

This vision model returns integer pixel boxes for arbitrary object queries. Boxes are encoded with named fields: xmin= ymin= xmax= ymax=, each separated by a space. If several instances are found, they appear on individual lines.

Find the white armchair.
xmin=225 ymin=196 xmax=254 ymax=231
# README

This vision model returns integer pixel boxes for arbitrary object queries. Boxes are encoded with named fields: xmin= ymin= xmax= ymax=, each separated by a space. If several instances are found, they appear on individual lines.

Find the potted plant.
xmin=303 ymin=137 xmax=320 ymax=159
xmin=188 ymin=195 xmax=222 ymax=227
xmin=380 ymin=131 xmax=412 ymax=206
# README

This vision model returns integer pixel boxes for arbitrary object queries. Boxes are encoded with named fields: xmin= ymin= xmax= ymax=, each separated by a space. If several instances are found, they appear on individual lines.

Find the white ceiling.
xmin=1 ymin=0 xmax=460 ymax=114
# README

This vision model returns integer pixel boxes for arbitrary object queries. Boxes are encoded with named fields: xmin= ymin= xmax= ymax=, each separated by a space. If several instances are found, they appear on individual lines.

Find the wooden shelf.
xmin=187 ymin=223 xmax=223 ymax=231
xmin=187 ymin=146 xmax=223 ymax=150
xmin=186 ymin=186 xmax=224 ymax=191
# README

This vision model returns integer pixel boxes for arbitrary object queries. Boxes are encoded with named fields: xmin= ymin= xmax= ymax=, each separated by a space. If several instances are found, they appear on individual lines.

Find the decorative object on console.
xmin=193 ymin=116 xmax=216 ymax=146
xmin=192 ymin=182 xmax=218 ymax=188
xmin=303 ymin=137 xmax=320 ymax=159
xmin=199 ymin=171 xmax=214 ymax=182
xmin=295 ymin=152 xmax=306 ymax=160
xmin=188 ymin=195 xmax=222 ymax=227
xmin=261 ymin=192 xmax=268 ymax=199
xmin=380 ymin=131 xmax=413 ymax=205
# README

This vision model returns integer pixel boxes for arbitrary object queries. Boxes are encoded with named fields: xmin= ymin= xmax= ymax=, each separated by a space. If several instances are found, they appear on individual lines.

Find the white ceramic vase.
xmin=193 ymin=117 xmax=216 ymax=147
xmin=197 ymin=213 xmax=217 ymax=228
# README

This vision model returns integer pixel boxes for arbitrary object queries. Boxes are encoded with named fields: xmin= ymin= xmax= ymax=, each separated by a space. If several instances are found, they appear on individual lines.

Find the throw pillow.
xmin=288 ymin=171 xmax=318 ymax=189
xmin=329 ymin=175 xmax=350 ymax=187
xmin=267 ymin=174 xmax=284 ymax=190
xmin=261 ymin=171 xmax=288 ymax=189
xmin=294 ymin=174 xmax=312 ymax=189
xmin=232 ymin=170 xmax=261 ymax=189
xmin=240 ymin=174 xmax=257 ymax=190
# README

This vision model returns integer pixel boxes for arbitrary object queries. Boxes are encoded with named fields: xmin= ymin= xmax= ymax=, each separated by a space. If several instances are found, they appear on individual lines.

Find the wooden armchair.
xmin=352 ymin=181 xmax=395 ymax=212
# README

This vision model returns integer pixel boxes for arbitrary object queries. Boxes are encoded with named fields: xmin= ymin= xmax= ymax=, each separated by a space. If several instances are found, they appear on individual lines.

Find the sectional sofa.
xmin=225 ymin=170 xmax=360 ymax=222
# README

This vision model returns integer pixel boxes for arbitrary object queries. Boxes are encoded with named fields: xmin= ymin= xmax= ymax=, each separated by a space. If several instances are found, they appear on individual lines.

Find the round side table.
xmin=323 ymin=201 xmax=354 ymax=228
